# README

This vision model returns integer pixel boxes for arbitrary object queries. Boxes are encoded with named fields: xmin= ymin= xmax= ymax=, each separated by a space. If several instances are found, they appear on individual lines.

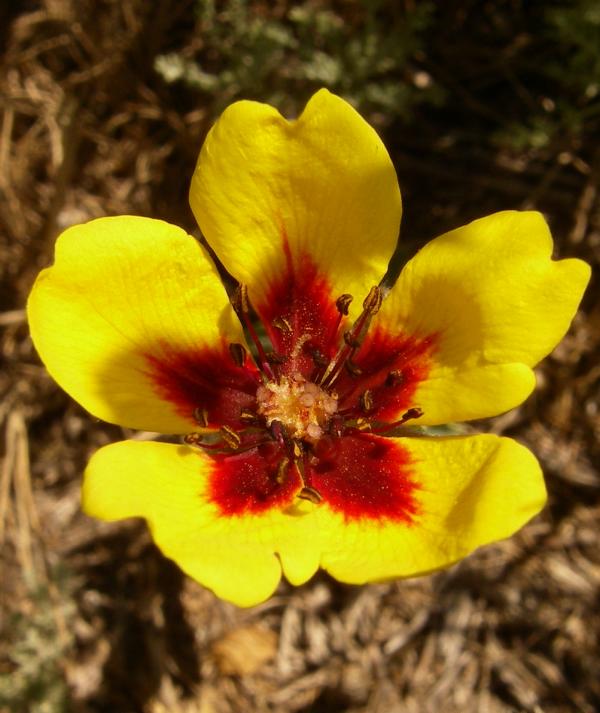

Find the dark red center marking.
xmin=208 ymin=442 xmax=302 ymax=515
xmin=144 ymin=339 xmax=260 ymax=429
xmin=306 ymin=434 xmax=419 ymax=522
xmin=258 ymin=236 xmax=341 ymax=378
xmin=335 ymin=327 xmax=438 ymax=420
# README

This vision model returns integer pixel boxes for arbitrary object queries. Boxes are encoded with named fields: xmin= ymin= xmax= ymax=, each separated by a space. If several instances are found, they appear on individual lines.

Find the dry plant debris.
xmin=1 ymin=2 xmax=599 ymax=712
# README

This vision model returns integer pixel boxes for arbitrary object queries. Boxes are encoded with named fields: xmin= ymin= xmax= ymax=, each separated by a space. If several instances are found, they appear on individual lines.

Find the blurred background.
xmin=1 ymin=1 xmax=599 ymax=711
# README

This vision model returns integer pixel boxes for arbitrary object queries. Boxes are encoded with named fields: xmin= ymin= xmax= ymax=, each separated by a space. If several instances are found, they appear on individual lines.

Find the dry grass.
xmin=1 ymin=3 xmax=599 ymax=712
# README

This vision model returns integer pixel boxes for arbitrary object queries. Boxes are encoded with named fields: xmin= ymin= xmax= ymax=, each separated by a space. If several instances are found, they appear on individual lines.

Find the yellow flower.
xmin=27 ymin=90 xmax=590 ymax=607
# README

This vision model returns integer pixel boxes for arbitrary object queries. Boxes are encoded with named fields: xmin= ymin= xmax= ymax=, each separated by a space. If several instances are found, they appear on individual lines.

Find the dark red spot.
xmin=307 ymin=434 xmax=419 ymax=522
xmin=336 ymin=328 xmax=437 ymax=420
xmin=208 ymin=443 xmax=301 ymax=515
xmin=258 ymin=236 xmax=341 ymax=378
xmin=144 ymin=340 xmax=260 ymax=429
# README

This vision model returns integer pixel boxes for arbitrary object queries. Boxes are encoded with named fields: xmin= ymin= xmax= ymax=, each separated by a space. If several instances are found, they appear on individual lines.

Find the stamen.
xmin=354 ymin=417 xmax=371 ymax=432
xmin=228 ymin=342 xmax=247 ymax=367
xmin=385 ymin=370 xmax=404 ymax=387
xmin=193 ymin=407 xmax=209 ymax=427
xmin=343 ymin=330 xmax=362 ymax=348
xmin=320 ymin=286 xmax=381 ymax=389
xmin=359 ymin=389 xmax=374 ymax=413
xmin=240 ymin=408 xmax=259 ymax=424
xmin=372 ymin=407 xmax=424 ymax=434
xmin=298 ymin=486 xmax=322 ymax=504
xmin=309 ymin=347 xmax=328 ymax=368
xmin=272 ymin=316 xmax=292 ymax=334
xmin=276 ymin=457 xmax=290 ymax=484
xmin=220 ymin=425 xmax=241 ymax=450
xmin=265 ymin=351 xmax=287 ymax=365
xmin=231 ymin=284 xmax=274 ymax=378
xmin=344 ymin=359 xmax=363 ymax=377
xmin=362 ymin=285 xmax=383 ymax=315
xmin=336 ymin=294 xmax=353 ymax=315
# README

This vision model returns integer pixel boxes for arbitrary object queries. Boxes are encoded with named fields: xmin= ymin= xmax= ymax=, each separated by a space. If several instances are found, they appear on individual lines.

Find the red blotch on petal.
xmin=209 ymin=443 xmax=302 ymax=515
xmin=144 ymin=340 xmax=259 ymax=429
xmin=258 ymin=237 xmax=341 ymax=378
xmin=337 ymin=328 xmax=437 ymax=420
xmin=307 ymin=434 xmax=419 ymax=523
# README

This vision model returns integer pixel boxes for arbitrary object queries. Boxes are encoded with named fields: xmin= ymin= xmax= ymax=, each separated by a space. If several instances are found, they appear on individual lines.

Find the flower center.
xmin=256 ymin=375 xmax=338 ymax=442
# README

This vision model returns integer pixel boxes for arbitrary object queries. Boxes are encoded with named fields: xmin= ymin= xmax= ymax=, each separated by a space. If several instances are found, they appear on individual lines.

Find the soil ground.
xmin=1 ymin=3 xmax=599 ymax=712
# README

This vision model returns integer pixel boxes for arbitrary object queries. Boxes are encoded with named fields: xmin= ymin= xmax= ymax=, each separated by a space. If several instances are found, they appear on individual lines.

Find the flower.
xmin=27 ymin=90 xmax=590 ymax=607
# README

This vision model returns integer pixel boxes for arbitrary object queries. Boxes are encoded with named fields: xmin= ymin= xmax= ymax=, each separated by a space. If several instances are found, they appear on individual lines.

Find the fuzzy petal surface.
xmin=313 ymin=433 xmax=546 ymax=582
xmin=83 ymin=440 xmax=322 ymax=607
xmin=368 ymin=211 xmax=590 ymax=424
xmin=190 ymin=89 xmax=401 ymax=324
xmin=28 ymin=216 xmax=253 ymax=434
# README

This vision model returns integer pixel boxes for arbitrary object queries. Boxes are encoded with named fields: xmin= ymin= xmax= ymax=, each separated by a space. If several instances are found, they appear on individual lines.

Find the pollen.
xmin=256 ymin=375 xmax=338 ymax=442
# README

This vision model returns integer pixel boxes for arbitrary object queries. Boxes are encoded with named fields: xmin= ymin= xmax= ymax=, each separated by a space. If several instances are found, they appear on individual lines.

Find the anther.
xmin=345 ymin=359 xmax=363 ymax=377
xmin=343 ymin=330 xmax=362 ymax=348
xmin=354 ymin=417 xmax=371 ymax=432
xmin=220 ymin=425 xmax=241 ymax=450
xmin=231 ymin=284 xmax=249 ymax=315
xmin=265 ymin=351 xmax=287 ymax=365
xmin=272 ymin=316 xmax=292 ymax=334
xmin=385 ymin=370 xmax=404 ymax=387
xmin=298 ymin=486 xmax=323 ymax=504
xmin=276 ymin=458 xmax=290 ymax=484
xmin=309 ymin=347 xmax=329 ymax=368
xmin=362 ymin=286 xmax=383 ymax=315
xmin=359 ymin=389 xmax=374 ymax=413
xmin=373 ymin=407 xmax=424 ymax=434
xmin=193 ymin=407 xmax=209 ymax=427
xmin=240 ymin=408 xmax=259 ymax=424
xmin=401 ymin=407 xmax=423 ymax=422
xmin=293 ymin=441 xmax=303 ymax=459
xmin=229 ymin=342 xmax=247 ymax=367
xmin=336 ymin=294 xmax=353 ymax=315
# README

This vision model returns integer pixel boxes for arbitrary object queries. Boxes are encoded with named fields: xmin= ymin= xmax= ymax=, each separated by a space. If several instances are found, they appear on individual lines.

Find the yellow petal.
xmin=190 ymin=89 xmax=401 ymax=328
xmin=83 ymin=440 xmax=321 ymax=606
xmin=28 ymin=216 xmax=255 ymax=434
xmin=356 ymin=211 xmax=590 ymax=424
xmin=315 ymin=433 xmax=545 ymax=583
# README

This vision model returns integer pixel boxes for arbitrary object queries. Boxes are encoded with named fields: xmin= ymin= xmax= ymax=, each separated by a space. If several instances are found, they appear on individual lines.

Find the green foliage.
xmin=0 ymin=574 xmax=74 ymax=713
xmin=495 ymin=0 xmax=600 ymax=151
xmin=154 ymin=0 xmax=442 ymax=123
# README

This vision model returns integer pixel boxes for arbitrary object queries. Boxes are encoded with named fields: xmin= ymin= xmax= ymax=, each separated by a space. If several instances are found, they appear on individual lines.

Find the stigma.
xmin=256 ymin=374 xmax=338 ymax=442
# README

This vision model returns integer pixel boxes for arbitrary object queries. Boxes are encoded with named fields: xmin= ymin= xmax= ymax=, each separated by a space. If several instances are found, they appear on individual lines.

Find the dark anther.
xmin=276 ymin=457 xmax=290 ymax=484
xmin=309 ymin=347 xmax=329 ymax=368
xmin=343 ymin=330 xmax=362 ymax=348
xmin=298 ymin=486 xmax=323 ymax=504
xmin=229 ymin=342 xmax=247 ymax=367
xmin=336 ymin=294 xmax=353 ymax=315
xmin=362 ymin=286 xmax=383 ymax=315
xmin=265 ymin=351 xmax=287 ymax=364
xmin=220 ymin=425 xmax=241 ymax=450
xmin=385 ymin=370 xmax=404 ymax=387
xmin=231 ymin=284 xmax=249 ymax=314
xmin=240 ymin=408 xmax=258 ymax=424
xmin=359 ymin=389 xmax=374 ymax=413
xmin=184 ymin=432 xmax=203 ymax=445
xmin=272 ymin=316 xmax=292 ymax=334
xmin=402 ymin=407 xmax=423 ymax=423
xmin=345 ymin=358 xmax=363 ymax=377
xmin=193 ymin=407 xmax=209 ymax=426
